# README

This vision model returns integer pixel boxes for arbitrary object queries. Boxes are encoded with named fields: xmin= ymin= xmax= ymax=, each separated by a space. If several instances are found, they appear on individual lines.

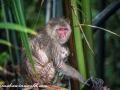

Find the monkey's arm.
xmin=56 ymin=60 xmax=87 ymax=85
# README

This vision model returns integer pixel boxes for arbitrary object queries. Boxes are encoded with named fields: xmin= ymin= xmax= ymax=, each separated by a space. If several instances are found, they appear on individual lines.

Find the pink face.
xmin=56 ymin=27 xmax=68 ymax=41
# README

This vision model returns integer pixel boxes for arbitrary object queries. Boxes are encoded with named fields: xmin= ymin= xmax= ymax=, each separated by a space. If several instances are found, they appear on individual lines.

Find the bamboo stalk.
xmin=70 ymin=0 xmax=87 ymax=89
xmin=81 ymin=0 xmax=96 ymax=77
xmin=62 ymin=0 xmax=80 ymax=89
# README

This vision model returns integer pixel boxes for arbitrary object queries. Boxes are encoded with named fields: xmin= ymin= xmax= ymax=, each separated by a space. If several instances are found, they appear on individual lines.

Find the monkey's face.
xmin=46 ymin=18 xmax=72 ymax=45
xmin=56 ymin=27 xmax=68 ymax=43
xmin=55 ymin=26 xmax=71 ymax=44
xmin=61 ymin=47 xmax=69 ymax=59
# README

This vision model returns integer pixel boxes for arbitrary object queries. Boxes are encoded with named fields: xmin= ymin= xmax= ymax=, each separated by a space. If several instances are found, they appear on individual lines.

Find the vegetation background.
xmin=0 ymin=0 xmax=120 ymax=90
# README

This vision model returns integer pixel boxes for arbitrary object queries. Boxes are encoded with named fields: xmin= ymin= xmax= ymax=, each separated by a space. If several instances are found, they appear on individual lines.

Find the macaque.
xmin=20 ymin=18 xmax=88 ymax=85
xmin=61 ymin=46 xmax=70 ymax=62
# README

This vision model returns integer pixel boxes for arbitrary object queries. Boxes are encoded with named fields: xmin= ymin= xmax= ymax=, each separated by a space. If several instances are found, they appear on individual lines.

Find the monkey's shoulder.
xmin=29 ymin=30 xmax=44 ymax=38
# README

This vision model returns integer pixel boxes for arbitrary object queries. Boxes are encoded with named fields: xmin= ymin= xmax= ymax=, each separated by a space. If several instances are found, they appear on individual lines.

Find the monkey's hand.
xmin=80 ymin=79 xmax=90 ymax=86
xmin=83 ymin=81 xmax=90 ymax=86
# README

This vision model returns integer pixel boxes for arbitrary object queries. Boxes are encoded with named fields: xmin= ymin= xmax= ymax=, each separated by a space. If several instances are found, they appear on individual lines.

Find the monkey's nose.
xmin=62 ymin=35 xmax=65 ymax=40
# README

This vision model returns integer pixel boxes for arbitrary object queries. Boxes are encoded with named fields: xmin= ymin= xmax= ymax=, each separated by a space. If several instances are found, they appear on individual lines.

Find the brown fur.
xmin=20 ymin=18 xmax=87 ymax=85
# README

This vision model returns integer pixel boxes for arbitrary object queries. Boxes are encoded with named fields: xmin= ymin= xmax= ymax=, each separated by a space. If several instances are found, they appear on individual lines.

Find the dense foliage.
xmin=0 ymin=0 xmax=120 ymax=90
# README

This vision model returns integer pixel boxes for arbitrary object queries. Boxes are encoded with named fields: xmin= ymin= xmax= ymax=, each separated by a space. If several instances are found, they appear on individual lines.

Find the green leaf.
xmin=10 ymin=0 xmax=39 ymax=79
xmin=0 ymin=22 xmax=38 ymax=35
xmin=0 ymin=66 xmax=3 ymax=71
xmin=0 ymin=52 xmax=10 ymax=66
xmin=0 ymin=81 xmax=5 ymax=85
xmin=0 ymin=39 xmax=12 ymax=47
xmin=62 ymin=84 xmax=66 ymax=88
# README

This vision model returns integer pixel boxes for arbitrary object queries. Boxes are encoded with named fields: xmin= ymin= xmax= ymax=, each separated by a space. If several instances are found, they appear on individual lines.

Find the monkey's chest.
xmin=26 ymin=49 xmax=56 ymax=84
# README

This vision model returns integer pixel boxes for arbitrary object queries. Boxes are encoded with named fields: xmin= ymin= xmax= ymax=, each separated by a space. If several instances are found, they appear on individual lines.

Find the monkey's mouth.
xmin=59 ymin=39 xmax=66 ymax=42
xmin=58 ymin=39 xmax=67 ymax=45
xmin=59 ymin=39 xmax=64 ymax=41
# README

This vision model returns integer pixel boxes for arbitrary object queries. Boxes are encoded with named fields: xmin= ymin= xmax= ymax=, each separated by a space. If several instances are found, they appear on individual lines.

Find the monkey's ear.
xmin=47 ymin=20 xmax=54 ymax=28
xmin=65 ymin=19 xmax=70 ymax=24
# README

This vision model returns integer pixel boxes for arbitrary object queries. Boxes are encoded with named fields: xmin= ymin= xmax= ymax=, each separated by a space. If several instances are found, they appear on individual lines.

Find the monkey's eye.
xmin=64 ymin=28 xmax=68 ymax=30
xmin=59 ymin=28 xmax=62 ymax=31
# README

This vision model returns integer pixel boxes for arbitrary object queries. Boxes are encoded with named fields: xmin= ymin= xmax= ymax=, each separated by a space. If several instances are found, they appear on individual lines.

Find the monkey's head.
xmin=46 ymin=18 xmax=72 ymax=45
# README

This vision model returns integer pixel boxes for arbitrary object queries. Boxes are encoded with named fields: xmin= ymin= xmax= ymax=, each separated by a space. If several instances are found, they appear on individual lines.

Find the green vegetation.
xmin=0 ymin=0 xmax=120 ymax=90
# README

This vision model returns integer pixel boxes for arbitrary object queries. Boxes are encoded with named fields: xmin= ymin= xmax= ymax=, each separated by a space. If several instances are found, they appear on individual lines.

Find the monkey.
xmin=61 ymin=46 xmax=70 ymax=62
xmin=20 ymin=18 xmax=88 ymax=86
xmin=53 ymin=46 xmax=69 ymax=85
